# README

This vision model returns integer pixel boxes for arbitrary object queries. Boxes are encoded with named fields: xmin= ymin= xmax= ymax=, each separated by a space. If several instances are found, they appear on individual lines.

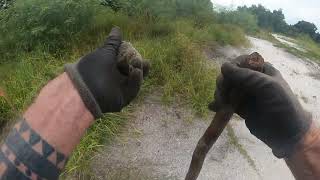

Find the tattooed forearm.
xmin=0 ymin=119 xmax=68 ymax=180
xmin=0 ymin=73 xmax=94 ymax=179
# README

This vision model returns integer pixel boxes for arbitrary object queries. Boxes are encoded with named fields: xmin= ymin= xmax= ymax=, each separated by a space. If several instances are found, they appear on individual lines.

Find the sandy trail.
xmin=91 ymin=37 xmax=320 ymax=180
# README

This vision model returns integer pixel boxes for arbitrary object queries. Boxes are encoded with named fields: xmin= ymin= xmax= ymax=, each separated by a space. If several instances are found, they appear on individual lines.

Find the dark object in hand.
xmin=240 ymin=52 xmax=264 ymax=72
xmin=117 ymin=41 xmax=150 ymax=78
xmin=185 ymin=52 xmax=264 ymax=180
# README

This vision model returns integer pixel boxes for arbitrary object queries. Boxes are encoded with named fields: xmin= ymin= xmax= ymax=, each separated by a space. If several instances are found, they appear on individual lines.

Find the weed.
xmin=2 ymin=52 xmax=63 ymax=111
xmin=62 ymin=112 xmax=128 ymax=179
xmin=133 ymin=34 xmax=218 ymax=116
xmin=0 ymin=97 xmax=13 ymax=128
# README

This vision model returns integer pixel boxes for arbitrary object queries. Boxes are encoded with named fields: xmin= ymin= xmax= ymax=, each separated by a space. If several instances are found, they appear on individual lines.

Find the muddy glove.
xmin=209 ymin=58 xmax=311 ymax=158
xmin=65 ymin=27 xmax=148 ymax=118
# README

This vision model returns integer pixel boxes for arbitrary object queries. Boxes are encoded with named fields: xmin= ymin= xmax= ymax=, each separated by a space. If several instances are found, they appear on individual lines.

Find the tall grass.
xmin=134 ymin=34 xmax=217 ymax=115
xmin=295 ymin=35 xmax=320 ymax=62
xmin=0 ymin=97 xmax=13 ymax=128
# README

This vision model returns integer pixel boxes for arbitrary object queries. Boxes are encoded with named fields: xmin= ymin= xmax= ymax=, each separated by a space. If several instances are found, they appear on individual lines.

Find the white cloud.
xmin=212 ymin=0 xmax=320 ymax=29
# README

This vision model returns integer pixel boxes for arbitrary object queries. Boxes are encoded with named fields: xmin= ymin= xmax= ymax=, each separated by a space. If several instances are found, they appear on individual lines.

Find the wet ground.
xmin=91 ymin=37 xmax=320 ymax=180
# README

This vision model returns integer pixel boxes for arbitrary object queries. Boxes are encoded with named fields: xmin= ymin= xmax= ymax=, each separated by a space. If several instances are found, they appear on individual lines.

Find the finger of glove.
xmin=208 ymin=75 xmax=226 ymax=112
xmin=131 ymin=57 xmax=143 ymax=69
xmin=130 ymin=57 xmax=150 ymax=78
xmin=263 ymin=62 xmax=291 ymax=88
xmin=221 ymin=62 xmax=266 ymax=92
xmin=263 ymin=62 xmax=281 ymax=76
xmin=117 ymin=58 xmax=130 ymax=76
xmin=124 ymin=67 xmax=143 ymax=104
xmin=103 ymin=27 xmax=122 ymax=58
xmin=208 ymin=101 xmax=220 ymax=112
xmin=117 ymin=58 xmax=149 ymax=78
xmin=142 ymin=60 xmax=150 ymax=78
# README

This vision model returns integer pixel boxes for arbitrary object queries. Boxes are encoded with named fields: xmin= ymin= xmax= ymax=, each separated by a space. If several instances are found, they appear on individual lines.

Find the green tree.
xmin=294 ymin=21 xmax=318 ymax=37
xmin=118 ymin=0 xmax=213 ymax=20
xmin=238 ymin=5 xmax=288 ymax=33
xmin=271 ymin=9 xmax=287 ymax=33
xmin=218 ymin=10 xmax=258 ymax=33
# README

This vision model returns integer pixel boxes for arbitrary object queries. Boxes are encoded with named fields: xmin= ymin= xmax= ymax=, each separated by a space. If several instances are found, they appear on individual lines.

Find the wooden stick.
xmin=185 ymin=111 xmax=233 ymax=180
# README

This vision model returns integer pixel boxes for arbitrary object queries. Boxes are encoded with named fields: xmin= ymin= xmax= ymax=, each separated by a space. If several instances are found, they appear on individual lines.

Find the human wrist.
xmin=284 ymin=120 xmax=320 ymax=179
xmin=287 ymin=120 xmax=320 ymax=159
xmin=24 ymin=73 xmax=94 ymax=155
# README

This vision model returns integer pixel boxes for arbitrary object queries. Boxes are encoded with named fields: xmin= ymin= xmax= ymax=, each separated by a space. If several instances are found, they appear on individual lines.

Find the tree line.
xmin=2 ymin=0 xmax=319 ymax=44
xmin=102 ymin=1 xmax=320 ymax=44
xmin=237 ymin=5 xmax=320 ymax=43
xmin=102 ymin=0 xmax=213 ymax=19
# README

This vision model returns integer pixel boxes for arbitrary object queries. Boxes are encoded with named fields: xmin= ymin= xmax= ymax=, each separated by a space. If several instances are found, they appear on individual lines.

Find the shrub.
xmin=0 ymin=0 xmax=99 ymax=57
xmin=209 ymin=24 xmax=248 ymax=46
xmin=217 ymin=10 xmax=259 ymax=33
xmin=0 ymin=96 xmax=13 ymax=128
xmin=2 ymin=51 xmax=63 ymax=111
xmin=134 ymin=34 xmax=217 ymax=115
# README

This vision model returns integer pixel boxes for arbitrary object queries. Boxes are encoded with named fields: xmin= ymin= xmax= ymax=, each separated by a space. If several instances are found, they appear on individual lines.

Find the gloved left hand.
xmin=209 ymin=56 xmax=311 ymax=158
xmin=65 ymin=27 xmax=149 ymax=118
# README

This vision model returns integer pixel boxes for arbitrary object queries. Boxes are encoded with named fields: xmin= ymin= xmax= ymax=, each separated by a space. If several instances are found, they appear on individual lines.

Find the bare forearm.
xmin=0 ymin=73 xmax=94 ymax=179
xmin=0 ymin=28 xmax=146 ymax=179
xmin=285 ymin=122 xmax=320 ymax=180
xmin=24 ymin=73 xmax=94 ymax=155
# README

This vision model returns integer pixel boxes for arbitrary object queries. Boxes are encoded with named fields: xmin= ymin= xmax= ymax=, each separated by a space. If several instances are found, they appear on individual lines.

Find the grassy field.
xmin=0 ymin=0 xmax=248 ymax=178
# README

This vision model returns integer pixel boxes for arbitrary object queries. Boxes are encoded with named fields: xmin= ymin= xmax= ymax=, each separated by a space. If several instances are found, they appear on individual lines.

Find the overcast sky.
xmin=212 ymin=0 xmax=320 ymax=29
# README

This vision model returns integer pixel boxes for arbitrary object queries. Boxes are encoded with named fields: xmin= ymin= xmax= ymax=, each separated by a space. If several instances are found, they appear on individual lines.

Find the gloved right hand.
xmin=65 ymin=27 xmax=149 ymax=118
xmin=209 ymin=58 xmax=311 ymax=158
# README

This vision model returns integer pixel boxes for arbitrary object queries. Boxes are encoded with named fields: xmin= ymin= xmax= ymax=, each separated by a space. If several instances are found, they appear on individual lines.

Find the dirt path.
xmin=90 ymin=37 xmax=320 ymax=180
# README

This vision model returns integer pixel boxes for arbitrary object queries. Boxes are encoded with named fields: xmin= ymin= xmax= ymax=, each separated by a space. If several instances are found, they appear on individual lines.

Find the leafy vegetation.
xmin=0 ymin=0 xmax=249 ymax=178
xmin=294 ymin=21 xmax=320 ymax=43
xmin=218 ymin=4 xmax=320 ymax=44
xmin=0 ymin=97 xmax=13 ymax=127
xmin=217 ymin=10 xmax=258 ymax=33
xmin=0 ymin=0 xmax=99 ymax=60
xmin=237 ymin=5 xmax=288 ymax=34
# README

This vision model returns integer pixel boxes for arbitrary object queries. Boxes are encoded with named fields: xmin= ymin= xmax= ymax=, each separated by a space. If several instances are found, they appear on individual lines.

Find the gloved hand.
xmin=65 ymin=27 xmax=149 ymax=118
xmin=209 ymin=56 xmax=311 ymax=158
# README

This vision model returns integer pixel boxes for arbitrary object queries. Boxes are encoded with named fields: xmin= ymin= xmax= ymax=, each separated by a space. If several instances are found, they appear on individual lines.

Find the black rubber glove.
xmin=209 ymin=57 xmax=311 ymax=158
xmin=65 ymin=27 xmax=148 ymax=118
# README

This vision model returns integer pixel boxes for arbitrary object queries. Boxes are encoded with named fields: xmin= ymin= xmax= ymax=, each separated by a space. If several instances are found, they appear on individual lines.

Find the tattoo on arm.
xmin=0 ymin=119 xmax=68 ymax=180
